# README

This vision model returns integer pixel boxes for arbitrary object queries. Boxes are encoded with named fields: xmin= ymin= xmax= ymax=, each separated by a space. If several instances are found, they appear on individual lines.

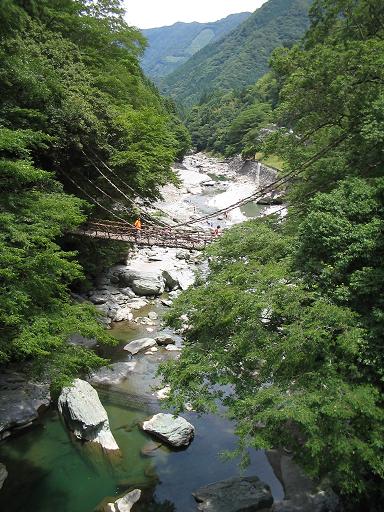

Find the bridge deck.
xmin=76 ymin=221 xmax=214 ymax=250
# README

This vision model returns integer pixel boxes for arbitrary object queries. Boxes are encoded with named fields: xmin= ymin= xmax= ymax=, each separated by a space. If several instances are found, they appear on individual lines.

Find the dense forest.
xmin=161 ymin=0 xmax=384 ymax=510
xmin=1 ymin=0 xmax=383 ymax=510
xmin=0 ymin=0 xmax=190 ymax=388
xmin=162 ymin=0 xmax=311 ymax=108
xmin=141 ymin=12 xmax=251 ymax=81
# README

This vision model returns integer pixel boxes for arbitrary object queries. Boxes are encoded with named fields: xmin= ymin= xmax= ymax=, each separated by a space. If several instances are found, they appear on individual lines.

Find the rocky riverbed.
xmin=0 ymin=154 xmax=338 ymax=512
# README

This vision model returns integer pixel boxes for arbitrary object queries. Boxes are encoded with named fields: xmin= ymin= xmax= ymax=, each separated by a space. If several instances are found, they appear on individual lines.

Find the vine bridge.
xmin=76 ymin=220 xmax=216 ymax=250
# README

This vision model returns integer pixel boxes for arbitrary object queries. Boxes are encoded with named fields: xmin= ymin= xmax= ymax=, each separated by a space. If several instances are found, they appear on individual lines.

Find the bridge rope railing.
xmin=77 ymin=220 xmax=215 ymax=249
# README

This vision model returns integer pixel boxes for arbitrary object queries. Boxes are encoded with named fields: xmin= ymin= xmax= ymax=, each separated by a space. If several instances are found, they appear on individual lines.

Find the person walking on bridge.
xmin=134 ymin=217 xmax=142 ymax=231
xmin=134 ymin=216 xmax=142 ymax=239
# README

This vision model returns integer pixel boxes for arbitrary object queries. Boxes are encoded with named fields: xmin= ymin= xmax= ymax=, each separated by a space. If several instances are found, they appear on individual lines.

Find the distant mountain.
xmin=141 ymin=12 xmax=251 ymax=81
xmin=163 ymin=0 xmax=312 ymax=108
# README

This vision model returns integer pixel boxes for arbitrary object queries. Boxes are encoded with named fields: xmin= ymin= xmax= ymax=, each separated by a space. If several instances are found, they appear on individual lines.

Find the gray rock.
xmin=68 ymin=334 xmax=98 ymax=349
xmin=120 ymin=287 xmax=136 ymax=298
xmin=0 ymin=463 xmax=8 ymax=490
xmin=155 ymin=335 xmax=176 ymax=346
xmin=176 ymin=249 xmax=191 ymax=260
xmin=123 ymin=338 xmax=157 ymax=355
xmin=0 ymin=370 xmax=50 ymax=436
xmin=148 ymin=311 xmax=158 ymax=321
xmin=118 ymin=269 xmax=165 ymax=296
xmin=193 ymin=476 xmax=273 ymax=512
xmin=142 ymin=413 xmax=194 ymax=448
xmin=58 ymin=379 xmax=119 ymax=451
xmin=140 ymin=440 xmax=163 ymax=457
xmin=126 ymin=298 xmax=148 ymax=310
xmin=88 ymin=362 xmax=137 ymax=385
xmin=272 ymin=490 xmax=340 ymax=512
xmin=105 ymin=489 xmax=141 ymax=512
xmin=161 ymin=299 xmax=173 ymax=307
xmin=162 ymin=269 xmax=180 ymax=290
xmin=113 ymin=308 xmax=133 ymax=323
xmin=89 ymin=295 xmax=108 ymax=305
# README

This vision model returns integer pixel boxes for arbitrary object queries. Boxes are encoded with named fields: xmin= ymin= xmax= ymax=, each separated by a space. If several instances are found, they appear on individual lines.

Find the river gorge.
xmin=0 ymin=154 xmax=326 ymax=512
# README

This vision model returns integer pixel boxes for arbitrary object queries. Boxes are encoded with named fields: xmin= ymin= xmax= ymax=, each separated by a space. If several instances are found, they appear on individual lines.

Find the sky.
xmin=123 ymin=0 xmax=267 ymax=29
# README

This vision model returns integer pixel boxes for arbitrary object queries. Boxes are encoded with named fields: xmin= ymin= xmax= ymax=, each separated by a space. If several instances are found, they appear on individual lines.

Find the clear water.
xmin=0 ymin=317 xmax=284 ymax=512
xmin=0 ymin=161 xmax=284 ymax=511
xmin=240 ymin=202 xmax=265 ymax=218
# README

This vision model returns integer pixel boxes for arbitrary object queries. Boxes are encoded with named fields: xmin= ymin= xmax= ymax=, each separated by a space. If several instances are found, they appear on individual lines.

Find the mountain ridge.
xmin=162 ymin=0 xmax=312 ymax=108
xmin=141 ymin=12 xmax=251 ymax=80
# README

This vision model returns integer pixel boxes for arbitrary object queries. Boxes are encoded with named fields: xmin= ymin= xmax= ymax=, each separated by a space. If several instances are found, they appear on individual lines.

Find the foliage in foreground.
xmin=161 ymin=1 xmax=384 ymax=509
xmin=0 ymin=0 xmax=190 ymax=384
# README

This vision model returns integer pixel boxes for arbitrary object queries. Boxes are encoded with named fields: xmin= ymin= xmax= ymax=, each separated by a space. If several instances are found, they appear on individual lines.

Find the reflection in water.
xmin=0 ymin=169 xmax=283 ymax=511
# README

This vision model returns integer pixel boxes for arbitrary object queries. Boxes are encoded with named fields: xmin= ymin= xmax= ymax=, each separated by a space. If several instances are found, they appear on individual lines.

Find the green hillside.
xmin=141 ymin=12 xmax=251 ymax=80
xmin=163 ymin=0 xmax=311 ymax=108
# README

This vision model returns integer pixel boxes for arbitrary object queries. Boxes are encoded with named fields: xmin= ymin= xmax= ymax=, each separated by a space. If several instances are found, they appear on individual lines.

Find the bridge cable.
xmin=62 ymin=171 xmax=132 ymax=225
xmin=173 ymin=133 xmax=349 ymax=228
xmin=83 ymin=151 xmax=169 ymax=227
xmin=89 ymin=150 xmax=176 ymax=224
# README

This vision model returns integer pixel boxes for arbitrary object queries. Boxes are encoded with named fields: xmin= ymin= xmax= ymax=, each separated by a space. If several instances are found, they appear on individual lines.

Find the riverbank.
xmin=0 ymin=153 xmax=306 ymax=512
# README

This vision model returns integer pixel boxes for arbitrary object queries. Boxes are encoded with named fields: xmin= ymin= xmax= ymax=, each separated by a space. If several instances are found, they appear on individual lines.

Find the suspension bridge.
xmin=76 ymin=220 xmax=216 ymax=250
xmin=65 ymin=141 xmax=338 ymax=250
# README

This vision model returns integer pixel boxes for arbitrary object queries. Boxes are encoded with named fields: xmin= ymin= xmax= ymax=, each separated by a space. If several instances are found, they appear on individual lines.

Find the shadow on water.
xmin=0 ymin=263 xmax=284 ymax=511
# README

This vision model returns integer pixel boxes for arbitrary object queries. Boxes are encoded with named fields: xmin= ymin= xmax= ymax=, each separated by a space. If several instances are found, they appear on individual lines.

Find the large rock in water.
xmin=118 ymin=269 xmax=165 ymax=296
xmin=141 ymin=413 xmax=194 ymax=448
xmin=58 ymin=379 xmax=119 ymax=451
xmin=104 ymin=489 xmax=141 ymax=512
xmin=0 ymin=463 xmax=8 ymax=490
xmin=0 ymin=369 xmax=50 ymax=438
xmin=123 ymin=338 xmax=156 ymax=355
xmin=88 ymin=362 xmax=137 ymax=385
xmin=193 ymin=476 xmax=273 ymax=512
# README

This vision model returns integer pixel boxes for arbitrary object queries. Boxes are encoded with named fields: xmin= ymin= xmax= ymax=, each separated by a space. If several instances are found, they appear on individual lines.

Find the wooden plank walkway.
xmin=75 ymin=220 xmax=215 ymax=250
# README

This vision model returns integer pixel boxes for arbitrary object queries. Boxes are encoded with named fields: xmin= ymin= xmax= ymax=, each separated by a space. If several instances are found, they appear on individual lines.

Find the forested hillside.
xmin=141 ymin=12 xmax=251 ymax=81
xmin=0 ymin=0 xmax=190 ymax=387
xmin=162 ymin=0 xmax=311 ymax=108
xmin=161 ymin=0 xmax=384 ymax=510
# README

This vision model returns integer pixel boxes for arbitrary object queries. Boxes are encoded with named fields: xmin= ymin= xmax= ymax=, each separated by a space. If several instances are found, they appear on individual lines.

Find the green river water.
xmin=0 ymin=312 xmax=284 ymax=512
xmin=0 ymin=168 xmax=283 ymax=511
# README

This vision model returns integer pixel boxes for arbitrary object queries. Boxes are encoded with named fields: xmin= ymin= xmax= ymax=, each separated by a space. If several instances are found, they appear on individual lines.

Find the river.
xmin=0 ymin=153 xmax=284 ymax=512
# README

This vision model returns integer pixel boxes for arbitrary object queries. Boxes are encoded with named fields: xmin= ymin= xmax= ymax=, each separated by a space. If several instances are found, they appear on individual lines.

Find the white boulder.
xmin=105 ymin=489 xmax=141 ymax=512
xmin=142 ymin=413 xmax=194 ymax=448
xmin=118 ymin=269 xmax=165 ymax=296
xmin=123 ymin=338 xmax=157 ymax=355
xmin=58 ymin=379 xmax=119 ymax=451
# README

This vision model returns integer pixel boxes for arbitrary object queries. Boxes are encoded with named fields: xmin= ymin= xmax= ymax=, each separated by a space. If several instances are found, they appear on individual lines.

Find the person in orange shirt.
xmin=134 ymin=217 xmax=142 ymax=231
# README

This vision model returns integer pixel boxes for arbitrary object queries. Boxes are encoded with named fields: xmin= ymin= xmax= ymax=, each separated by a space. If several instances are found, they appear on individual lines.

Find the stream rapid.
xmin=0 ymin=153 xmax=284 ymax=512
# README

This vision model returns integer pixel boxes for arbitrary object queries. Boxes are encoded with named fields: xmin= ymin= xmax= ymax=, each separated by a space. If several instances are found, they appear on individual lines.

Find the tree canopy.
xmin=0 ymin=0 xmax=190 ymax=386
xmin=161 ymin=1 xmax=384 ymax=509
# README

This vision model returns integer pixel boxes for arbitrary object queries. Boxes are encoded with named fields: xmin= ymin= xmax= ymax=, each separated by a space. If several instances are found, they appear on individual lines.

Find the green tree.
xmin=161 ymin=1 xmax=384 ymax=508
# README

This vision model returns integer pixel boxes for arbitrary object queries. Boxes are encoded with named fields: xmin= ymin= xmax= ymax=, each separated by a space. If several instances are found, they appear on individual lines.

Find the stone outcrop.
xmin=272 ymin=490 xmax=340 ymax=512
xmin=192 ymin=476 xmax=273 ymax=512
xmin=268 ymin=451 xmax=340 ymax=512
xmin=123 ymin=338 xmax=157 ymax=355
xmin=141 ymin=413 xmax=194 ymax=448
xmin=155 ymin=335 xmax=176 ymax=346
xmin=104 ymin=489 xmax=141 ymax=512
xmin=118 ymin=269 xmax=165 ymax=296
xmin=0 ymin=369 xmax=50 ymax=439
xmin=0 ymin=463 xmax=8 ymax=490
xmin=58 ymin=379 xmax=119 ymax=451
xmin=163 ymin=268 xmax=195 ymax=291
xmin=88 ymin=362 xmax=137 ymax=385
